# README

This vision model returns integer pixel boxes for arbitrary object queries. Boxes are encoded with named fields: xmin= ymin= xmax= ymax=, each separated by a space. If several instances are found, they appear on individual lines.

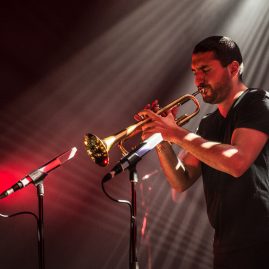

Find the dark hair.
xmin=193 ymin=36 xmax=244 ymax=80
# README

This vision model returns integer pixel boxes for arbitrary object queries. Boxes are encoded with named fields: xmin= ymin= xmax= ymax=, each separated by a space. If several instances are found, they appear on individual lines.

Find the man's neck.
xmin=218 ymin=83 xmax=248 ymax=117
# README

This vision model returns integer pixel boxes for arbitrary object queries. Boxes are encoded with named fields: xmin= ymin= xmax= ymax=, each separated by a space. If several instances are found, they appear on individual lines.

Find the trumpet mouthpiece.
xmin=198 ymin=86 xmax=206 ymax=94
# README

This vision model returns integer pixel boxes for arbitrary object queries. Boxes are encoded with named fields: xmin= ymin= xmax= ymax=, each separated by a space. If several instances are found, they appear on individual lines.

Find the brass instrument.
xmin=84 ymin=90 xmax=201 ymax=167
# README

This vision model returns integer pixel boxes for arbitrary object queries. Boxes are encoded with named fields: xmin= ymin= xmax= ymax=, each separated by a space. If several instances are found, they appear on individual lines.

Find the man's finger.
xmin=134 ymin=113 xmax=144 ymax=121
xmin=171 ymin=106 xmax=179 ymax=117
xmin=138 ymin=109 xmax=160 ymax=120
xmin=144 ymin=103 xmax=151 ymax=110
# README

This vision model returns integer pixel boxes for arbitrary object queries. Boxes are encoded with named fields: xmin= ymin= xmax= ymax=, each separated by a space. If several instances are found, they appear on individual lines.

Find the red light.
xmin=0 ymin=161 xmax=36 ymax=204
xmin=103 ymin=159 xmax=108 ymax=166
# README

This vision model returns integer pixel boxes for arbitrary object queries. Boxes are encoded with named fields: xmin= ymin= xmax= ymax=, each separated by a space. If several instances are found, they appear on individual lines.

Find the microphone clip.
xmin=29 ymin=170 xmax=48 ymax=186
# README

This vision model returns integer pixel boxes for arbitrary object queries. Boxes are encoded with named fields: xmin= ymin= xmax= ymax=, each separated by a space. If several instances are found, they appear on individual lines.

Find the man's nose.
xmin=195 ymin=72 xmax=205 ymax=86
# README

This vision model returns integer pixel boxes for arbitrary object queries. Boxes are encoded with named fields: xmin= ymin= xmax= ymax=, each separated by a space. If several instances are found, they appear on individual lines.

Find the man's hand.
xmin=134 ymin=99 xmax=160 ymax=121
xmin=138 ymin=109 xmax=179 ymax=141
xmin=134 ymin=99 xmax=178 ymax=120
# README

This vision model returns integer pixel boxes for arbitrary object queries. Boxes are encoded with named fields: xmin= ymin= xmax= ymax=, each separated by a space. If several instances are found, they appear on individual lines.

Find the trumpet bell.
xmin=84 ymin=134 xmax=109 ymax=167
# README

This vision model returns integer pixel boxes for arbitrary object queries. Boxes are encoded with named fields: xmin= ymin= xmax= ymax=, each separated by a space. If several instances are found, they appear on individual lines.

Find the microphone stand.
xmin=25 ymin=169 xmax=48 ymax=269
xmin=32 ymin=172 xmax=48 ymax=269
xmin=37 ymin=182 xmax=45 ymax=269
xmin=128 ymin=165 xmax=139 ymax=269
xmin=101 ymin=134 xmax=163 ymax=268
xmin=0 ymin=147 xmax=77 ymax=269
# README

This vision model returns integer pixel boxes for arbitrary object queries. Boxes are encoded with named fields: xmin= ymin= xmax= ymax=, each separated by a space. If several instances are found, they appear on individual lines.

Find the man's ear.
xmin=229 ymin=61 xmax=240 ymax=78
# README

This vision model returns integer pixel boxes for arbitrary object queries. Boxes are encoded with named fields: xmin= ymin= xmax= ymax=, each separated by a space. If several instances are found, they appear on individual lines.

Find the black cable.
xmin=0 ymin=211 xmax=38 ymax=223
xmin=101 ymin=178 xmax=132 ymax=211
xmin=101 ymin=179 xmax=133 ymax=268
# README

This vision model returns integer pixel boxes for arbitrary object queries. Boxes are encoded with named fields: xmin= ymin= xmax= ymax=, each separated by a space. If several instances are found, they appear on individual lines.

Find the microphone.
xmin=0 ymin=147 xmax=77 ymax=199
xmin=102 ymin=133 xmax=163 ymax=182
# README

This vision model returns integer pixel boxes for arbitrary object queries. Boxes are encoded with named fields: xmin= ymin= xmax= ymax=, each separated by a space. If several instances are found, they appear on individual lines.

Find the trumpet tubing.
xmin=84 ymin=90 xmax=201 ymax=166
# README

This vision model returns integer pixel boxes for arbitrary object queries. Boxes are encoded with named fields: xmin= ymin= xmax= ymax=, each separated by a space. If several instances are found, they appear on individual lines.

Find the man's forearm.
xmin=170 ymin=127 xmax=265 ymax=178
xmin=156 ymin=141 xmax=199 ymax=192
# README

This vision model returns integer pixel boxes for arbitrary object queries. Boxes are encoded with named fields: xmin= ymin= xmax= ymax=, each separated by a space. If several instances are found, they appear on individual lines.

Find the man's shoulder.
xmin=244 ymin=88 xmax=268 ymax=98
xmin=236 ymin=88 xmax=269 ymax=108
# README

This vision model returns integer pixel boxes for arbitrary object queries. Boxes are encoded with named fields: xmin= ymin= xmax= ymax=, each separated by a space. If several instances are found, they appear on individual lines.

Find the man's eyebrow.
xmin=192 ymin=65 xmax=210 ymax=71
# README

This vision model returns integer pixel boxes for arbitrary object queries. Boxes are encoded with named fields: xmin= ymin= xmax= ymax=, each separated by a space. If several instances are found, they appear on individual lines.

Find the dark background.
xmin=0 ymin=0 xmax=268 ymax=268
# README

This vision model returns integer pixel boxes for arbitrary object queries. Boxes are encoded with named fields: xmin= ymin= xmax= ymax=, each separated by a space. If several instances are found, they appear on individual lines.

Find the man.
xmin=137 ymin=36 xmax=269 ymax=268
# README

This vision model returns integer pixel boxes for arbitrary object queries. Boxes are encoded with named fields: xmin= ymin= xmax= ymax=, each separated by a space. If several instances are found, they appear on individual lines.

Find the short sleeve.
xmin=234 ymin=89 xmax=269 ymax=135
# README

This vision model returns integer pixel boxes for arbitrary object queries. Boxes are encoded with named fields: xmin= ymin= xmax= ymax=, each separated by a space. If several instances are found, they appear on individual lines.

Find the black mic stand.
xmin=0 ymin=147 xmax=77 ymax=269
xmin=37 ymin=182 xmax=45 ymax=269
xmin=128 ymin=165 xmax=139 ymax=269
xmin=101 ymin=134 xmax=164 ymax=268
xmin=33 ymin=172 xmax=47 ymax=269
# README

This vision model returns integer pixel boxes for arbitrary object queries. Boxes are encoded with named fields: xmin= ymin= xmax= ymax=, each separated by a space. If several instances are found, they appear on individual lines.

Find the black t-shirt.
xmin=197 ymin=88 xmax=269 ymax=253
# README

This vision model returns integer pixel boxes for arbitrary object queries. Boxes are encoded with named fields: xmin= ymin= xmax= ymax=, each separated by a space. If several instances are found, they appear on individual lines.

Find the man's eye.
xmin=203 ymin=69 xmax=211 ymax=73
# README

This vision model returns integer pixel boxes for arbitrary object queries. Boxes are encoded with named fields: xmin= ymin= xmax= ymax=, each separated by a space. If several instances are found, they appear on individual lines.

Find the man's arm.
xmin=155 ymin=141 xmax=201 ymax=192
xmin=172 ymin=127 xmax=268 ymax=178
xmin=140 ymin=110 xmax=268 ymax=178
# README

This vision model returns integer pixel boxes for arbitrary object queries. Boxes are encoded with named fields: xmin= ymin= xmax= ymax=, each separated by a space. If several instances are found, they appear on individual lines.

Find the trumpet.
xmin=84 ymin=89 xmax=201 ymax=167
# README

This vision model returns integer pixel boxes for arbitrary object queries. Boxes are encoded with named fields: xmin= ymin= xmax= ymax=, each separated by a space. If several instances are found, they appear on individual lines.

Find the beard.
xmin=201 ymin=72 xmax=232 ymax=104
